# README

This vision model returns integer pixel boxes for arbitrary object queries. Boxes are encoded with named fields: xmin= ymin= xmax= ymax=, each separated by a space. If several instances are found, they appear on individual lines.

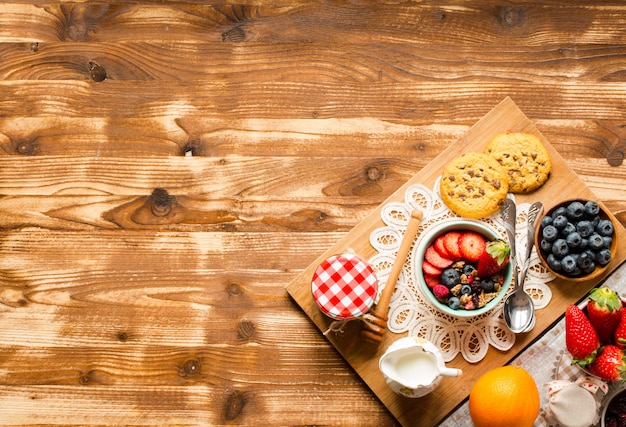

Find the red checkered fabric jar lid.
xmin=311 ymin=253 xmax=378 ymax=320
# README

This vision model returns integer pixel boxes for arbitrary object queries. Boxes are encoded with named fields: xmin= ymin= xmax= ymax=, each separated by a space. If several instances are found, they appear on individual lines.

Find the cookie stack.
xmin=440 ymin=132 xmax=552 ymax=219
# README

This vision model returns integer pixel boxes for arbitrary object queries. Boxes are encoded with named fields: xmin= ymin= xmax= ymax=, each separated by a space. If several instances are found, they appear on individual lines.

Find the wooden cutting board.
xmin=286 ymin=97 xmax=626 ymax=427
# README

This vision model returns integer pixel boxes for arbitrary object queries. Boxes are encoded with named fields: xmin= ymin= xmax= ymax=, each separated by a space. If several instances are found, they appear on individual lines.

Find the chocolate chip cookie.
xmin=485 ymin=132 xmax=552 ymax=193
xmin=439 ymin=152 xmax=509 ymax=219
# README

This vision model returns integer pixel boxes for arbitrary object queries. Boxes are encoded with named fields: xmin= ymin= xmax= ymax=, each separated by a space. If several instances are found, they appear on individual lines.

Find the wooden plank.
xmin=286 ymin=98 xmax=626 ymax=427
xmin=2 ymin=3 xmax=626 ymax=44
xmin=2 ymin=81 xmax=626 ymax=120
xmin=3 ymin=42 xmax=626 ymax=82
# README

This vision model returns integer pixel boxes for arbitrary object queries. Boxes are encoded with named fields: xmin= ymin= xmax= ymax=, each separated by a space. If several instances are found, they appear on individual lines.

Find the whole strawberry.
xmin=614 ymin=309 xmax=626 ymax=350
xmin=587 ymin=287 xmax=622 ymax=344
xmin=588 ymin=344 xmax=626 ymax=382
xmin=476 ymin=240 xmax=510 ymax=278
xmin=565 ymin=304 xmax=599 ymax=367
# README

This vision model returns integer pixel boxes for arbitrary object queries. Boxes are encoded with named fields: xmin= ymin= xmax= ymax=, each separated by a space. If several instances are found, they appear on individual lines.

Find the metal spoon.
xmin=501 ymin=199 xmax=536 ymax=333
xmin=516 ymin=202 xmax=544 ymax=332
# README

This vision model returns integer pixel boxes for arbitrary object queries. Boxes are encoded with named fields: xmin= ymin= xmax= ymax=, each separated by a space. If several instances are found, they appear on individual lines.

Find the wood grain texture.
xmin=1 ymin=1 xmax=626 ymax=425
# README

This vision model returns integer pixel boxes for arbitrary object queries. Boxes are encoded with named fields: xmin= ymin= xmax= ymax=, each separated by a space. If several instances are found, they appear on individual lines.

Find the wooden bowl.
xmin=535 ymin=199 xmax=618 ymax=282
xmin=414 ymin=219 xmax=513 ymax=319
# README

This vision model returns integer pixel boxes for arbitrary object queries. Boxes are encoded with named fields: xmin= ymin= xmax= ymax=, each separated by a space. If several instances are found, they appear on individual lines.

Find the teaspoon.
xmin=501 ymin=199 xmax=536 ymax=333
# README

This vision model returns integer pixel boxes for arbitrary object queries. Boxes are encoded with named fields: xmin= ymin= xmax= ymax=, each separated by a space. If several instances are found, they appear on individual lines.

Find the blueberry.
xmin=591 ymin=216 xmax=600 ymax=228
xmin=440 ymin=268 xmax=460 ymax=288
xmin=561 ymin=222 xmax=576 ymax=237
xmin=603 ymin=236 xmax=613 ymax=249
xmin=546 ymin=254 xmax=562 ymax=271
xmin=588 ymin=233 xmax=604 ymax=251
xmin=566 ymin=232 xmax=582 ymax=249
xmin=597 ymin=219 xmax=614 ymax=237
xmin=540 ymin=239 xmax=552 ymax=253
xmin=462 ymin=264 xmax=476 ymax=276
xmin=460 ymin=284 xmax=472 ymax=295
xmin=551 ymin=239 xmax=569 ymax=257
xmin=553 ymin=206 xmax=568 ymax=218
xmin=577 ymin=251 xmax=593 ymax=269
xmin=561 ymin=255 xmax=578 ymax=273
xmin=584 ymin=201 xmax=600 ymax=217
xmin=552 ymin=215 xmax=568 ymax=230
xmin=541 ymin=216 xmax=554 ymax=228
xmin=542 ymin=225 xmax=558 ymax=242
xmin=448 ymin=296 xmax=460 ymax=310
xmin=566 ymin=201 xmax=585 ymax=220
xmin=579 ymin=238 xmax=589 ymax=251
xmin=576 ymin=220 xmax=594 ymax=238
xmin=584 ymin=249 xmax=596 ymax=263
xmin=582 ymin=262 xmax=596 ymax=275
xmin=597 ymin=249 xmax=612 ymax=266
xmin=481 ymin=279 xmax=495 ymax=293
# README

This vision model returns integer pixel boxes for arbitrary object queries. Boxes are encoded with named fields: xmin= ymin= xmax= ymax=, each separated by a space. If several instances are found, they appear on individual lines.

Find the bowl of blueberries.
xmin=415 ymin=219 xmax=513 ymax=318
xmin=536 ymin=199 xmax=617 ymax=281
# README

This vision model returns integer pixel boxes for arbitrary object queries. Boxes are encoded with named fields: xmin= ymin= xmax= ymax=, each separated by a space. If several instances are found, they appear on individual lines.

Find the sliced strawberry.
xmin=434 ymin=235 xmax=452 ymax=259
xmin=425 ymin=246 xmax=454 ymax=269
xmin=443 ymin=231 xmax=462 ymax=258
xmin=424 ymin=274 xmax=440 ymax=288
xmin=458 ymin=231 xmax=486 ymax=262
xmin=422 ymin=259 xmax=443 ymax=276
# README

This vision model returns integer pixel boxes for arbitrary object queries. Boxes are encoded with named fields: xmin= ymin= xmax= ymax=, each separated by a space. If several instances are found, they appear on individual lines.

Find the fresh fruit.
xmin=587 ymin=287 xmax=623 ymax=344
xmin=587 ymin=344 xmax=626 ymax=382
xmin=476 ymin=240 xmax=510 ymax=277
xmin=458 ymin=231 xmax=486 ymax=261
xmin=443 ymin=231 xmax=462 ymax=258
xmin=421 ymin=230 xmax=507 ymax=311
xmin=433 ymin=235 xmax=451 ymax=258
xmin=432 ymin=284 xmax=450 ymax=301
xmin=424 ymin=274 xmax=439 ymax=288
xmin=614 ymin=309 xmax=626 ymax=350
xmin=424 ymin=246 xmax=454 ymax=269
xmin=537 ymin=200 xmax=614 ymax=278
xmin=422 ymin=259 xmax=443 ymax=276
xmin=469 ymin=366 xmax=540 ymax=427
xmin=440 ymin=267 xmax=460 ymax=288
xmin=565 ymin=304 xmax=600 ymax=366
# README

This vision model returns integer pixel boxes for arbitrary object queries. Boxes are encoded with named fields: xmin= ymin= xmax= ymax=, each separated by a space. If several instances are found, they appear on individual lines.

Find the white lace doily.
xmin=368 ymin=179 xmax=555 ymax=363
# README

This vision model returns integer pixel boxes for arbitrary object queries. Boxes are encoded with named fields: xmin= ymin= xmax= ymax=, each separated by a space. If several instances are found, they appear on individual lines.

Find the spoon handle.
xmin=500 ymin=199 xmax=518 ymax=286
xmin=518 ymin=202 xmax=544 ymax=286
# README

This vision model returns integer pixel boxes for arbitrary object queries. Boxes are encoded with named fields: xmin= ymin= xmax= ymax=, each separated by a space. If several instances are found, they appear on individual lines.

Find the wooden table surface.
xmin=1 ymin=2 xmax=626 ymax=426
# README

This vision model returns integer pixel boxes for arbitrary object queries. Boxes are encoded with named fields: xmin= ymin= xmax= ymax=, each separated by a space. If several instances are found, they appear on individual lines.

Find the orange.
xmin=469 ymin=366 xmax=540 ymax=427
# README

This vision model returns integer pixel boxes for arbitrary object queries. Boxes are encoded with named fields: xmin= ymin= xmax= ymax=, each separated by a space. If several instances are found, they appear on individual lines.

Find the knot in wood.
xmin=500 ymin=6 xmax=525 ymax=28
xmin=237 ymin=320 xmax=256 ymax=340
xmin=88 ymin=62 xmax=107 ymax=82
xmin=79 ymin=372 xmax=92 ymax=385
xmin=150 ymin=188 xmax=175 ymax=217
xmin=607 ymin=149 xmax=624 ymax=167
xmin=227 ymin=283 xmax=243 ymax=296
xmin=365 ymin=165 xmax=384 ymax=183
xmin=15 ymin=139 xmax=36 ymax=155
xmin=116 ymin=331 xmax=128 ymax=342
xmin=222 ymin=26 xmax=246 ymax=42
xmin=183 ymin=359 xmax=200 ymax=375
xmin=224 ymin=390 xmax=248 ymax=421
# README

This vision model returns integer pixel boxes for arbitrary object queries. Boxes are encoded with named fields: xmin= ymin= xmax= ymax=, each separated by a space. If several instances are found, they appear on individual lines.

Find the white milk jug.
xmin=379 ymin=337 xmax=462 ymax=398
